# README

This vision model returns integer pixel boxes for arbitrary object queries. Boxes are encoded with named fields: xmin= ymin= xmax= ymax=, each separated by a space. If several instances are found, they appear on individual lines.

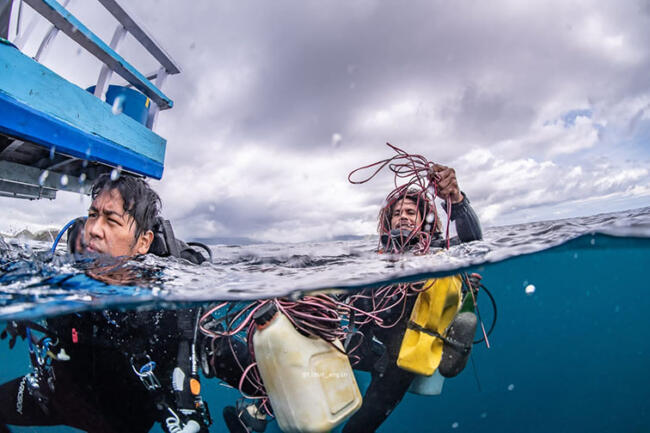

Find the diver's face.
xmin=83 ymin=188 xmax=150 ymax=257
xmin=390 ymin=199 xmax=422 ymax=231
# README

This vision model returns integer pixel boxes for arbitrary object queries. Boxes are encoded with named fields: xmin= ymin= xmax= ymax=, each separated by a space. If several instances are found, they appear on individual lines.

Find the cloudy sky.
xmin=2 ymin=0 xmax=649 ymax=242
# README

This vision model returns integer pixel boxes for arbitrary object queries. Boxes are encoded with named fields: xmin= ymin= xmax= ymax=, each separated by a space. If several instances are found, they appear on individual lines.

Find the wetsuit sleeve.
xmin=443 ymin=192 xmax=483 ymax=242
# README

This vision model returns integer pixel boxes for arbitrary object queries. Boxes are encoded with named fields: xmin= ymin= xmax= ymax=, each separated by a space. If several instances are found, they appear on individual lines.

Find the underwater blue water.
xmin=1 ymin=207 xmax=649 ymax=432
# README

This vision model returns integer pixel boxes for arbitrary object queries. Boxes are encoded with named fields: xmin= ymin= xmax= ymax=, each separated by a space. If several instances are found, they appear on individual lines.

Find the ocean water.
xmin=0 ymin=206 xmax=649 ymax=432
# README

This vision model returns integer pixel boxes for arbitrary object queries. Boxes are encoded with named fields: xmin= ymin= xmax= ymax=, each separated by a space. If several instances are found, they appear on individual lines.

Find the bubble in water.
xmin=112 ymin=96 xmax=125 ymax=115
xmin=331 ymin=133 xmax=343 ymax=148
xmin=590 ymin=238 xmax=596 ymax=245
xmin=426 ymin=212 xmax=435 ymax=223
xmin=480 ymin=412 xmax=487 ymax=419
xmin=38 ymin=170 xmax=49 ymax=186
xmin=49 ymin=146 xmax=56 ymax=160
xmin=508 ymin=384 xmax=515 ymax=391
xmin=83 ymin=147 xmax=91 ymax=168
xmin=525 ymin=284 xmax=535 ymax=295
xmin=110 ymin=166 xmax=122 ymax=181
xmin=60 ymin=174 xmax=69 ymax=186
xmin=452 ymin=422 xmax=459 ymax=429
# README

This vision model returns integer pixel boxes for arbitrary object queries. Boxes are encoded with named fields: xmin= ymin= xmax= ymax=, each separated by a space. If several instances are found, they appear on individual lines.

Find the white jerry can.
xmin=252 ymin=303 xmax=362 ymax=433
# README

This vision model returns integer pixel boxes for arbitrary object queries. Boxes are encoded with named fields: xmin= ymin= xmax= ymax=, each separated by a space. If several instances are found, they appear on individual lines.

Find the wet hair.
xmin=378 ymin=188 xmax=441 ymax=236
xmin=90 ymin=173 xmax=161 ymax=239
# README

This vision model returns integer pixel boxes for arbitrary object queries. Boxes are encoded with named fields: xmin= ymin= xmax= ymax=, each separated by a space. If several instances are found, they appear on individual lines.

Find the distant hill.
xmin=2 ymin=228 xmax=60 ymax=242
xmin=189 ymin=236 xmax=265 ymax=246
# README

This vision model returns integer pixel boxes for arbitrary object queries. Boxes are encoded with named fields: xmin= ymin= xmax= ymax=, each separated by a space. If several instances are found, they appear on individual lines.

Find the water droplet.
xmin=424 ymin=224 xmax=431 ymax=232
xmin=60 ymin=174 xmax=68 ymax=186
xmin=110 ymin=166 xmax=122 ymax=181
xmin=112 ymin=96 xmax=125 ymax=115
xmin=189 ymin=42 xmax=196 ymax=50
xmin=76 ymin=47 xmax=82 ymax=56
xmin=507 ymin=384 xmax=515 ymax=391
xmin=38 ymin=170 xmax=49 ymax=186
xmin=525 ymin=284 xmax=535 ymax=295
xmin=331 ymin=133 xmax=343 ymax=148
xmin=573 ymin=253 xmax=578 ymax=259
xmin=71 ymin=25 xmax=78 ymax=34
xmin=426 ymin=212 xmax=435 ymax=223
xmin=79 ymin=173 xmax=87 ymax=183
xmin=49 ymin=146 xmax=56 ymax=159
xmin=480 ymin=412 xmax=487 ymax=419
xmin=208 ymin=204 xmax=216 ymax=212
xmin=614 ymin=305 xmax=620 ymax=313
xmin=452 ymin=422 xmax=459 ymax=429
xmin=590 ymin=238 xmax=596 ymax=245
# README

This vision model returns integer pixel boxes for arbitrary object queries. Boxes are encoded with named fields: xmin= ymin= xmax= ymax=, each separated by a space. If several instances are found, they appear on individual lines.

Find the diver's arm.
xmin=443 ymin=192 xmax=483 ymax=242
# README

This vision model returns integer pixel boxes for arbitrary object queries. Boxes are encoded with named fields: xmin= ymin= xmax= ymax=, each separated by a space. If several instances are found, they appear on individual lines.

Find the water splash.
xmin=111 ymin=96 xmax=125 ymax=116
xmin=331 ymin=133 xmax=343 ymax=148
xmin=110 ymin=166 xmax=122 ymax=181
xmin=38 ymin=170 xmax=49 ymax=186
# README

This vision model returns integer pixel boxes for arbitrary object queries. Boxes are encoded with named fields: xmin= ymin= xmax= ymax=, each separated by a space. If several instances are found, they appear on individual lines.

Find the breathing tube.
xmin=50 ymin=218 xmax=82 ymax=253
xmin=472 ymin=283 xmax=497 ymax=345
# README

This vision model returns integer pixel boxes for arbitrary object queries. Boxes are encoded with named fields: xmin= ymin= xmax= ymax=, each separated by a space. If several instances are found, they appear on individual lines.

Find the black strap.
xmin=162 ymin=219 xmax=181 ymax=258
xmin=406 ymin=321 xmax=470 ymax=352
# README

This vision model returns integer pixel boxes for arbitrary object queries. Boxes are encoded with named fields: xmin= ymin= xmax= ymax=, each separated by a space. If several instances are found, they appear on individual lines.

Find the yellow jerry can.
xmin=397 ymin=275 xmax=462 ymax=376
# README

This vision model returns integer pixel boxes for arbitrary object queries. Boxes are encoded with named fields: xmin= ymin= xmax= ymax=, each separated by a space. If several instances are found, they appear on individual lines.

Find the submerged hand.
xmin=1 ymin=321 xmax=27 ymax=349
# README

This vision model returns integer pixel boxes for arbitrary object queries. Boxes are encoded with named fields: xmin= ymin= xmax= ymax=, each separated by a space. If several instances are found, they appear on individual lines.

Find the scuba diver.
xmin=342 ymin=158 xmax=483 ymax=433
xmin=0 ymin=173 xmax=213 ymax=433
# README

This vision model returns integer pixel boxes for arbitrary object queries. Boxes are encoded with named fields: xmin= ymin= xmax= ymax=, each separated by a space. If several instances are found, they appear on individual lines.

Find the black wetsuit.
xmin=343 ymin=194 xmax=483 ymax=433
xmin=0 ymin=219 xmax=246 ymax=433
xmin=0 ymin=308 xmax=182 ymax=432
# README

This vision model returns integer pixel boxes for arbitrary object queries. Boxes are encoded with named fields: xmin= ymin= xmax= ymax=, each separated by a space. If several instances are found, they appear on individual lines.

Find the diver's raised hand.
xmin=430 ymin=164 xmax=463 ymax=204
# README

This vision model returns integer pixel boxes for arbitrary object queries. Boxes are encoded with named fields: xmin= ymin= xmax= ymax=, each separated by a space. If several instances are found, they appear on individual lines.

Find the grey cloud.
xmin=3 ymin=1 xmax=650 ymax=241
